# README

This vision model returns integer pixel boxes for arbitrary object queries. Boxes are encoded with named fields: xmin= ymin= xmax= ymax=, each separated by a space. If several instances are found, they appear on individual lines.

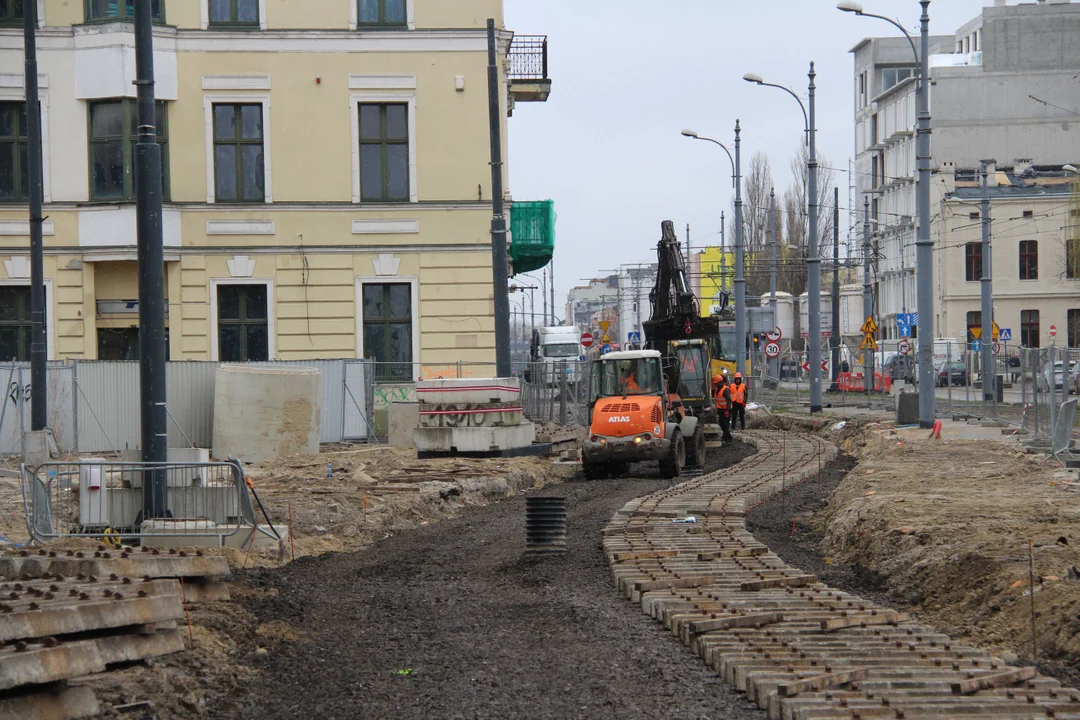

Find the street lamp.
xmin=744 ymin=65 xmax=822 ymax=413
xmin=841 ymin=0 xmax=935 ymax=428
xmin=682 ymin=123 xmax=748 ymax=377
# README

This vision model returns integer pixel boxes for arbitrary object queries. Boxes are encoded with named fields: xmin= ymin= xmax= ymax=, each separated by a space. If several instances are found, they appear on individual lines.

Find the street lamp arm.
xmin=687 ymin=135 xmax=736 ymax=188
xmin=757 ymin=81 xmax=809 ymax=134
xmin=854 ymin=10 xmax=919 ymax=64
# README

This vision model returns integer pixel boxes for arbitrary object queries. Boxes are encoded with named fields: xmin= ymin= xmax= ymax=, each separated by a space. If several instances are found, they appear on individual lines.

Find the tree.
xmin=775 ymin=143 xmax=837 ymax=297
xmin=728 ymin=151 xmax=773 ymax=299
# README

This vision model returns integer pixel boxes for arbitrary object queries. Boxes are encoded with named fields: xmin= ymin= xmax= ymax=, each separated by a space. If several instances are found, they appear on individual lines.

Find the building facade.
xmin=850 ymin=0 xmax=1080 ymax=341
xmin=0 ymin=0 xmax=548 ymax=375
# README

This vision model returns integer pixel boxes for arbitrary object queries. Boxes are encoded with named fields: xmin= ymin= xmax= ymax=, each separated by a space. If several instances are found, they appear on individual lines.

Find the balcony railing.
xmin=508 ymin=35 xmax=549 ymax=81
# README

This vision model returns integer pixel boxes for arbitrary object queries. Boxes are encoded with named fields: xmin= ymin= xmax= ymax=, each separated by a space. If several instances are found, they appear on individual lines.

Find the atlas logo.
xmin=609 ymin=416 xmax=632 ymax=423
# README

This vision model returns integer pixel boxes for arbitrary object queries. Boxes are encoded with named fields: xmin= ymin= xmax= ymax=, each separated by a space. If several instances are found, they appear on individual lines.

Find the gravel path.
xmin=223 ymin=443 xmax=767 ymax=720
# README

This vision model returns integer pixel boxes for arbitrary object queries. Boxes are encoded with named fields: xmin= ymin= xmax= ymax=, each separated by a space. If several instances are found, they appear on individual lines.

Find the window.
xmin=0 ymin=286 xmax=30 ymax=361
xmin=0 ymin=0 xmax=22 ymax=26
xmin=86 ymin=0 xmax=163 ymax=22
xmin=969 ymin=212 xmax=980 ymax=220
xmin=209 ymin=0 xmax=258 ymax=26
xmin=362 ymin=283 xmax=412 ymax=379
xmin=89 ymin=100 xmax=168 ymax=201
xmin=966 ymin=311 xmax=982 ymax=342
xmin=97 ymin=327 xmax=170 ymax=361
xmin=857 ymin=72 xmax=866 ymax=109
xmin=881 ymin=67 xmax=915 ymax=93
xmin=1021 ymin=309 xmax=1040 ymax=348
xmin=1023 ymin=210 xmax=1034 ymax=218
xmin=358 ymin=0 xmax=405 ymax=27
xmin=965 ymin=242 xmax=982 ymax=282
xmin=0 ymin=102 xmax=28 ymax=202
xmin=217 ymin=285 xmax=268 ymax=362
xmin=213 ymin=104 xmax=264 ymax=202
xmin=1069 ymin=309 xmax=1080 ymax=348
xmin=1068 ymin=238 xmax=1080 ymax=279
xmin=359 ymin=103 xmax=409 ymax=202
xmin=1019 ymin=240 xmax=1038 ymax=280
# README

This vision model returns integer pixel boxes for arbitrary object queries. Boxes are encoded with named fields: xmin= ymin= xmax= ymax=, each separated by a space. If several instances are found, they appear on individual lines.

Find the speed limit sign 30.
xmin=764 ymin=341 xmax=781 ymax=359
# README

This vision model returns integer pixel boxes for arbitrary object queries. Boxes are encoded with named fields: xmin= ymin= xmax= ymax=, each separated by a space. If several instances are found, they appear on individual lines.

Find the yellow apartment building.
xmin=0 ymin=0 xmax=549 ymax=378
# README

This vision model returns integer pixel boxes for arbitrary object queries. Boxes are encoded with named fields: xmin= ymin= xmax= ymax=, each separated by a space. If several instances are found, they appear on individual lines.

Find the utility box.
xmin=78 ymin=459 xmax=109 ymax=528
xmin=896 ymin=393 xmax=919 ymax=425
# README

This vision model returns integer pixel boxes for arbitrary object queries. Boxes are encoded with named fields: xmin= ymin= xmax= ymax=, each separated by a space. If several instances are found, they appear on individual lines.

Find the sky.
xmin=504 ymin=0 xmax=1002 ymax=319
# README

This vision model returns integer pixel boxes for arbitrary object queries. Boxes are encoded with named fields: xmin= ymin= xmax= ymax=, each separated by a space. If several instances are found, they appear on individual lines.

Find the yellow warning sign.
xmin=860 ymin=317 xmax=879 ymax=335
xmin=601 ymin=334 xmax=612 ymax=344
xmin=860 ymin=335 xmax=878 ymax=351
xmin=971 ymin=327 xmax=982 ymax=340
xmin=992 ymin=321 xmax=1000 ymax=341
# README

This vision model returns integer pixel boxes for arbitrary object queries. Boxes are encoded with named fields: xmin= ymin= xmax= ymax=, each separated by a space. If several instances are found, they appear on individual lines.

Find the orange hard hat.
xmin=712 ymin=374 xmax=724 ymax=384
xmin=734 ymin=372 xmax=743 ymax=379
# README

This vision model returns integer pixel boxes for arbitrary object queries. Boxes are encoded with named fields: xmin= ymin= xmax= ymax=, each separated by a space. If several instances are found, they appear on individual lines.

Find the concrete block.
xmin=0 ymin=554 xmax=231 ymax=581
xmin=389 ymin=402 xmax=419 ymax=449
xmin=418 ymin=402 xmax=524 ymax=429
xmin=414 ymin=423 xmax=536 ymax=453
xmin=0 ymin=586 xmax=184 ymax=643
xmin=0 ymin=685 xmax=100 ymax=720
xmin=415 ymin=377 xmax=521 ymax=405
xmin=21 ymin=430 xmax=49 ymax=467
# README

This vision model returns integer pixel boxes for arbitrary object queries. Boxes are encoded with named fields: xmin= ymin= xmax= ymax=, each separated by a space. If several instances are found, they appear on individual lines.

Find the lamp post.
xmin=840 ymin=0 xmax=935 ymax=427
xmin=682 ymin=124 xmax=747 ymax=376
xmin=744 ymin=65 xmax=822 ymax=412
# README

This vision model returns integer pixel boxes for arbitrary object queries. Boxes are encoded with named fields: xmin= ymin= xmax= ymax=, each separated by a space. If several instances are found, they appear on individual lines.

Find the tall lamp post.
xmin=744 ymin=65 xmax=822 ymax=413
xmin=681 ymin=125 xmax=747 ymax=377
xmin=840 ymin=0 xmax=934 ymax=427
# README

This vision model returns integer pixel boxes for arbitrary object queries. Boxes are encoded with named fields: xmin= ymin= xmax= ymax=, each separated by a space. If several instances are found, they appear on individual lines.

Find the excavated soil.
xmin=217 ymin=443 xmax=765 ymax=720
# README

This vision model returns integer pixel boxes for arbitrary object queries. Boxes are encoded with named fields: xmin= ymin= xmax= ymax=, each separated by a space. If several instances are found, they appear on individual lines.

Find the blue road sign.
xmin=896 ymin=313 xmax=919 ymax=327
xmin=999 ymin=328 xmax=1012 ymax=341
xmin=972 ymin=339 xmax=982 ymax=353
xmin=899 ymin=326 xmax=912 ymax=338
xmin=627 ymin=331 xmax=641 ymax=345
xmin=600 ymin=344 xmax=613 ymax=355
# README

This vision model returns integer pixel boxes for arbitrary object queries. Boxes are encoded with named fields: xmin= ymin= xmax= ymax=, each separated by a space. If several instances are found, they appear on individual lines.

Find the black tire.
xmin=583 ymin=461 xmax=608 ymax=480
xmin=659 ymin=433 xmax=685 ymax=479
xmin=609 ymin=461 xmax=631 ymax=477
xmin=685 ymin=426 xmax=705 ymax=467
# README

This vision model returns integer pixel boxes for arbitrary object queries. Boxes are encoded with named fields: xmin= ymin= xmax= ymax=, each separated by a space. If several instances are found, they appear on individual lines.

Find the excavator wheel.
xmin=659 ymin=432 xmax=685 ymax=479
xmin=685 ymin=426 xmax=706 ymax=468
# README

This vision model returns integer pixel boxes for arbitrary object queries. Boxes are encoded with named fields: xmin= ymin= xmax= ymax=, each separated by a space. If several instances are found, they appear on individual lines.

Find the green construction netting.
xmin=509 ymin=200 xmax=555 ymax=275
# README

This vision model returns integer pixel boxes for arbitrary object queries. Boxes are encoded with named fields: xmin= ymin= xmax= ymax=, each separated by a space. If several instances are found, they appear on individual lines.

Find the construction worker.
xmin=713 ymin=374 xmax=733 ymax=443
xmin=730 ymin=372 xmax=747 ymax=431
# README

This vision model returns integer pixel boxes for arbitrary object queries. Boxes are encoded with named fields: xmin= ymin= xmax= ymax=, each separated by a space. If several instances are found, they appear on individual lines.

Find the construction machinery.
xmin=581 ymin=348 xmax=695 ymax=479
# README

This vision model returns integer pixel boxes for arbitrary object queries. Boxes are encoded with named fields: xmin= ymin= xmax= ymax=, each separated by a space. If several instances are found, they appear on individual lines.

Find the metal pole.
xmin=864 ymin=197 xmax=873 ymax=401
xmin=23 ymin=0 xmax=45 ymax=431
xmin=135 ymin=0 xmax=168 ymax=518
xmin=807 ymin=62 xmax=822 ymax=413
xmin=550 ymin=259 xmax=555 ymax=325
xmin=916 ymin=0 xmax=935 ymax=428
xmin=487 ymin=19 xmax=511 ymax=378
xmin=831 ymin=186 xmax=841 ymax=388
xmin=734 ymin=120 xmax=747 ymax=377
xmin=980 ymin=160 xmax=995 ymax=406
xmin=541 ymin=268 xmax=548 ymax=326
xmin=769 ymin=187 xmax=777 ymax=380
xmin=720 ymin=211 xmax=727 ymax=301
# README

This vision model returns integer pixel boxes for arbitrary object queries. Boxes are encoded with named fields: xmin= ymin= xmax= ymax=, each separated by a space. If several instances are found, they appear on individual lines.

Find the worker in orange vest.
xmin=729 ymin=372 xmax=747 ymax=431
xmin=713 ymin=374 xmax=733 ymax=443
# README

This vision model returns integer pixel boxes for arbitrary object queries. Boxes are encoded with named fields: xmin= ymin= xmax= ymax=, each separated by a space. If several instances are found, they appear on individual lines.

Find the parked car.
xmin=1040 ymin=360 xmax=1077 ymax=393
xmin=936 ymin=361 xmax=968 ymax=387
xmin=885 ymin=353 xmax=916 ymax=384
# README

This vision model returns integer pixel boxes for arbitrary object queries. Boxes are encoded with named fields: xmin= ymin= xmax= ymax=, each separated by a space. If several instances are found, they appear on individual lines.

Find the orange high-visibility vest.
xmin=730 ymin=383 xmax=746 ymax=405
xmin=714 ymin=385 xmax=730 ymax=410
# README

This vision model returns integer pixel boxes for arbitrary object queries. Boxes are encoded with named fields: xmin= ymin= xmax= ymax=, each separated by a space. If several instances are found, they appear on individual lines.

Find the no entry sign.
xmin=580 ymin=332 xmax=594 ymax=348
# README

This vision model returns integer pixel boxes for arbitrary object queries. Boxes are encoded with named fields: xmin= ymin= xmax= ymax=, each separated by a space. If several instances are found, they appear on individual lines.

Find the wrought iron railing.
xmin=508 ymin=35 xmax=549 ymax=81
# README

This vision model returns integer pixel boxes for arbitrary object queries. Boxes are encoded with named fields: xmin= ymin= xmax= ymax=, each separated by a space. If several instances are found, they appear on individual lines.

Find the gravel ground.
xmin=745 ymin=451 xmax=892 ymax=607
xmin=221 ymin=442 xmax=766 ymax=720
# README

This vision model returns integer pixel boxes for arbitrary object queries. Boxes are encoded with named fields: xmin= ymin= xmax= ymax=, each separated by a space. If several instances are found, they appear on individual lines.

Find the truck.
xmin=529 ymin=325 xmax=582 ymax=387
xmin=581 ymin=348 xmax=696 ymax=479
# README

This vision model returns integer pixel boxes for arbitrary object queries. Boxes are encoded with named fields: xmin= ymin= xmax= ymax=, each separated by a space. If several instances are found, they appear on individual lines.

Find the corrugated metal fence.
xmin=0 ymin=360 xmax=374 ymax=455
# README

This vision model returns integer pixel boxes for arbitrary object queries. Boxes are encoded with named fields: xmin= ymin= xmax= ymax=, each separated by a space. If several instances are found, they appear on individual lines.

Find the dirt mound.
xmin=817 ymin=430 xmax=1080 ymax=677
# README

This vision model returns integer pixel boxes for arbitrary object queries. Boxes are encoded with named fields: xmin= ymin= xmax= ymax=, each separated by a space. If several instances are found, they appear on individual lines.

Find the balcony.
xmin=507 ymin=34 xmax=552 ymax=112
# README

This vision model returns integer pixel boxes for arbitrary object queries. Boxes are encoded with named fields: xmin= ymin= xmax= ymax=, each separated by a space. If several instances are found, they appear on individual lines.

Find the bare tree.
xmin=775 ymin=143 xmax=837 ymax=297
xmin=729 ymin=151 xmax=773 ymax=298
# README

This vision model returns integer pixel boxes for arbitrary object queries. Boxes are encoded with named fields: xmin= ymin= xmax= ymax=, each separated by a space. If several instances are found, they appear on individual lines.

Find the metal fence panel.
xmin=0 ymin=363 xmax=75 ymax=455
xmin=343 ymin=360 xmax=371 ymax=440
xmin=165 ymin=362 xmax=220 ymax=448
xmin=74 ymin=361 xmax=139 ymax=454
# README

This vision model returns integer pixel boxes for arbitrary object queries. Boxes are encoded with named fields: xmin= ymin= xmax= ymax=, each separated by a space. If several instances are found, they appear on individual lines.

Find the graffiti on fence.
xmin=8 ymin=382 xmax=29 ymax=407
xmin=373 ymin=384 xmax=416 ymax=411
xmin=420 ymin=365 xmax=475 ymax=381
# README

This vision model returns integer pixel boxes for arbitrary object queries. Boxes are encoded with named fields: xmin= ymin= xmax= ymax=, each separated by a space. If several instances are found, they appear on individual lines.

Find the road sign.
xmin=1051 ymin=325 xmax=1058 ymax=338
xmin=580 ymin=332 xmax=594 ymax=348
xmin=899 ymin=339 xmax=912 ymax=355
xmin=992 ymin=321 xmax=1000 ymax=341
xmin=860 ymin=335 xmax=878 ymax=351
xmin=601 ymin=334 xmax=612 ymax=344
xmin=999 ymin=328 xmax=1013 ymax=341
xmin=896 ymin=313 xmax=917 ymax=327
xmin=899 ymin=326 xmax=912 ymax=338
xmin=766 ymin=327 xmax=782 ymax=342
xmin=861 ymin=316 xmax=879 ymax=334
xmin=600 ymin=343 xmax=613 ymax=355
xmin=801 ymin=361 xmax=810 ymax=372
xmin=993 ymin=342 xmax=1000 ymax=355
xmin=971 ymin=327 xmax=982 ymax=341
xmin=764 ymin=341 xmax=781 ymax=359
xmin=598 ymin=320 xmax=610 ymax=333
xmin=972 ymin=339 xmax=982 ymax=353
xmin=820 ymin=359 xmax=829 ymax=372
xmin=627 ymin=331 xmax=641 ymax=345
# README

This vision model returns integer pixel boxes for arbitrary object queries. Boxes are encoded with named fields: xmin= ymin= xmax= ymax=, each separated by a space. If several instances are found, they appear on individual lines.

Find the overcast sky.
xmin=504 ymin=0 xmax=1001 ymax=317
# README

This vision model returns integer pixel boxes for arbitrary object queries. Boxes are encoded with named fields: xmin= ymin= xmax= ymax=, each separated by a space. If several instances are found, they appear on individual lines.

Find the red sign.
xmin=1050 ymin=325 xmax=1058 ymax=338
xmin=580 ymin=332 xmax=594 ymax=348
xmin=801 ymin=360 xmax=829 ymax=372
xmin=764 ymin=341 xmax=781 ymax=359
xmin=766 ymin=327 xmax=782 ymax=342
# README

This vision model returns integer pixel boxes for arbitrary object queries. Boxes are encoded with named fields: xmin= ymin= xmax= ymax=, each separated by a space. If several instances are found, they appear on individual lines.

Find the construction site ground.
xmin=752 ymin=413 xmax=1080 ymax=688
